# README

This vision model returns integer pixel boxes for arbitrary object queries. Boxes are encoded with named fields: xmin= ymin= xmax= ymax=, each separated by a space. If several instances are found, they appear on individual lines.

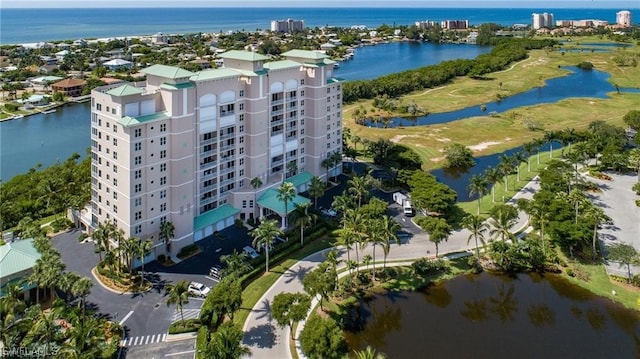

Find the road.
xmin=241 ymin=177 xmax=540 ymax=358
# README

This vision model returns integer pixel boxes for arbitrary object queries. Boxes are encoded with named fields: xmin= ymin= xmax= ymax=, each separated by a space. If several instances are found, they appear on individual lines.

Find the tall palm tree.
xmin=468 ymin=174 xmax=489 ymax=215
xmin=290 ymin=202 xmax=314 ymax=246
xmin=276 ymin=182 xmax=296 ymax=229
xmin=330 ymin=151 xmax=343 ymax=182
xmin=250 ymin=177 xmax=263 ymax=219
xmin=307 ymin=176 xmax=325 ymax=209
xmin=484 ymin=166 xmax=503 ymax=203
xmin=206 ymin=322 xmax=251 ymax=359
xmin=58 ymin=314 xmax=106 ymax=359
xmin=343 ymin=208 xmax=366 ymax=270
xmin=584 ymin=204 xmax=608 ymax=260
xmin=348 ymin=175 xmax=371 ymax=208
xmin=138 ymin=239 xmax=153 ymax=285
xmin=332 ymin=191 xmax=353 ymax=221
xmin=166 ymin=280 xmax=190 ymax=326
xmin=92 ymin=221 xmax=112 ymax=262
xmin=462 ymin=214 xmax=488 ymax=258
xmin=544 ymin=131 xmax=559 ymax=159
xmin=532 ymin=137 xmax=545 ymax=165
xmin=488 ymin=205 xmax=518 ymax=242
xmin=160 ymin=221 xmax=175 ymax=254
xmin=122 ymin=237 xmax=139 ymax=275
xmin=321 ymin=157 xmax=333 ymax=182
xmin=250 ymin=218 xmax=283 ymax=273
xmin=498 ymin=154 xmax=515 ymax=192
xmin=512 ymin=151 xmax=527 ymax=182
xmin=221 ymin=250 xmax=251 ymax=277
xmin=522 ymin=141 xmax=536 ymax=173
xmin=566 ymin=189 xmax=587 ymax=225
xmin=336 ymin=227 xmax=357 ymax=276
xmin=71 ymin=277 xmax=93 ymax=315
xmin=378 ymin=215 xmax=400 ymax=272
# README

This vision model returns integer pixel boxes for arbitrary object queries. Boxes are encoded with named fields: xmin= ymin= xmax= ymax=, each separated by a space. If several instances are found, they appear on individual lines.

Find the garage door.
xmin=225 ymin=216 xmax=234 ymax=227
xmin=194 ymin=229 xmax=204 ymax=242
xmin=204 ymin=225 xmax=214 ymax=238
xmin=216 ymin=220 xmax=225 ymax=232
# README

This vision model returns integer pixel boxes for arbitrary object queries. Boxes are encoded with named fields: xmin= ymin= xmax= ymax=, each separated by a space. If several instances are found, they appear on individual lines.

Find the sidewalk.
xmin=241 ymin=177 xmax=541 ymax=358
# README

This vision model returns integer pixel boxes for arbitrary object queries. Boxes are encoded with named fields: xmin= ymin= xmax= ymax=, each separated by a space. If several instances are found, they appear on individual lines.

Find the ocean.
xmin=1 ymin=7 xmax=636 ymax=44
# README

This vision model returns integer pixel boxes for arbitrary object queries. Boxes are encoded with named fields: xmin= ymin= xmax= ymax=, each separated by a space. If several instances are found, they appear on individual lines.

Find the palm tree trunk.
xmin=372 ymin=245 xmax=376 ymax=281
xmin=492 ymin=186 xmax=496 ymax=203
xmin=355 ymin=243 xmax=361 ymax=273
xmin=475 ymin=236 xmax=480 ymax=258
xmin=300 ymin=226 xmax=304 ymax=246
xmin=477 ymin=198 xmax=481 ymax=215
xmin=537 ymin=151 xmax=541 ymax=165
xmin=504 ymin=176 xmax=509 ymax=192
xmin=549 ymin=143 xmax=553 ymax=158
xmin=266 ymin=247 xmax=270 ymax=272
xmin=528 ymin=158 xmax=531 ymax=172
xmin=592 ymin=223 xmax=598 ymax=260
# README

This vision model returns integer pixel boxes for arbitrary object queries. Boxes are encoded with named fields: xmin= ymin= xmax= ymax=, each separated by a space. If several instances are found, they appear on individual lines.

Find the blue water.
xmin=336 ymin=42 xmax=491 ymax=81
xmin=364 ymin=66 xmax=640 ymax=128
xmin=1 ymin=7 xmax=635 ymax=44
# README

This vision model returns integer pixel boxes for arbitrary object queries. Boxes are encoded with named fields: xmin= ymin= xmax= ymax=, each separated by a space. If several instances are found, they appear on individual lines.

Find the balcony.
xmin=200 ymin=137 xmax=219 ymax=147
xmin=220 ymin=166 xmax=235 ymax=176
xmin=271 ymin=108 xmax=284 ymax=116
xmin=200 ymin=148 xmax=217 ymax=158
xmin=200 ymin=182 xmax=218 ymax=192
xmin=271 ymin=98 xmax=284 ymax=106
xmin=220 ymin=155 xmax=235 ymax=163
xmin=270 ymin=118 xmax=284 ymax=127
xmin=200 ymin=170 xmax=218 ymax=182
xmin=271 ymin=159 xmax=284 ymax=167
xmin=200 ymin=160 xmax=217 ymax=170
xmin=220 ymin=132 xmax=235 ymax=141
xmin=199 ymin=195 xmax=218 ymax=207
xmin=271 ymin=129 xmax=283 ymax=137
xmin=220 ymin=110 xmax=235 ymax=117
xmin=220 ymin=177 xmax=236 ymax=187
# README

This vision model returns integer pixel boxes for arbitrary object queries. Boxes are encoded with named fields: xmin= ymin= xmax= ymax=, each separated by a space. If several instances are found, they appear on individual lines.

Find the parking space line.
xmin=119 ymin=310 xmax=134 ymax=325
xmin=162 ymin=333 xmax=167 ymax=342
xmin=145 ymin=335 xmax=150 ymax=344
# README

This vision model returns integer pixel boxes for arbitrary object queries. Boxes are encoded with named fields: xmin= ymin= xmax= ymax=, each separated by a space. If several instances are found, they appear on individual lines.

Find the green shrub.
xmin=411 ymin=258 xmax=448 ymax=276
xmin=234 ymin=219 xmax=244 ymax=228
xmin=576 ymin=61 xmax=594 ymax=70
xmin=4 ymin=103 xmax=19 ymax=112
xmin=299 ymin=314 xmax=347 ymax=359
xmin=178 ymin=244 xmax=199 ymax=259
xmin=78 ymin=233 xmax=88 ymax=242
xmin=633 ymin=182 xmax=640 ymax=195
xmin=168 ymin=318 xmax=201 ymax=334
xmin=51 ymin=218 xmax=72 ymax=232
xmin=158 ymin=254 xmax=166 ymax=263
xmin=195 ymin=326 xmax=209 ymax=359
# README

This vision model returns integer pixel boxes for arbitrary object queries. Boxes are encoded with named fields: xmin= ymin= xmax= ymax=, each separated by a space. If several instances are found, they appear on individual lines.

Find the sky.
xmin=2 ymin=0 xmax=638 ymax=8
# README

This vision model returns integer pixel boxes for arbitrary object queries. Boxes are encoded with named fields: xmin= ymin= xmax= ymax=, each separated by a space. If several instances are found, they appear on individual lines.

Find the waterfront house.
xmin=51 ymin=78 xmax=87 ymax=97
xmin=103 ymin=59 xmax=133 ymax=71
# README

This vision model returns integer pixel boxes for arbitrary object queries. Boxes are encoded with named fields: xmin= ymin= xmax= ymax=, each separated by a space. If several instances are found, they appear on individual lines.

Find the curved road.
xmin=242 ymin=177 xmax=540 ymax=358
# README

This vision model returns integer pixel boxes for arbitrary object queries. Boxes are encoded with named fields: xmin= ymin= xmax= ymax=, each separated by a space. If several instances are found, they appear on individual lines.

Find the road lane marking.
xmin=162 ymin=333 xmax=166 ymax=342
xmin=119 ymin=310 xmax=134 ymax=325
xmin=145 ymin=335 xmax=150 ymax=344
xmin=164 ymin=350 xmax=195 ymax=357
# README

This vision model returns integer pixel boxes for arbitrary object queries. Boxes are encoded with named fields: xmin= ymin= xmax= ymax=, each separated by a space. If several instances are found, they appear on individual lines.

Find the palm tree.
xmin=58 ymin=314 xmax=106 ymax=359
xmin=276 ymin=181 xmax=296 ymax=229
xmin=206 ymin=322 xmax=251 ymax=359
xmin=307 ymin=176 xmax=325 ymax=209
xmin=290 ymin=202 xmax=314 ymax=246
xmin=250 ymin=177 xmax=263 ymax=219
xmin=330 ymin=151 xmax=343 ymax=182
xmin=71 ymin=277 xmax=93 ymax=315
xmin=566 ymin=189 xmax=587 ymax=225
xmin=488 ymin=205 xmax=518 ymax=242
xmin=160 ymin=221 xmax=175 ymax=254
xmin=343 ymin=208 xmax=366 ymax=270
xmin=138 ymin=239 xmax=153 ymax=284
xmin=544 ymin=131 xmax=559 ymax=159
xmin=532 ymin=137 xmax=545 ymax=165
xmin=348 ymin=174 xmax=372 ymax=208
xmin=332 ymin=191 xmax=353 ymax=221
xmin=92 ymin=221 xmax=112 ymax=262
xmin=121 ymin=237 xmax=139 ymax=275
xmin=321 ymin=157 xmax=333 ymax=182
xmin=336 ymin=227 xmax=357 ymax=276
xmin=378 ymin=215 xmax=401 ymax=272
xmin=352 ymin=135 xmax=361 ymax=151
xmin=221 ymin=249 xmax=251 ymax=277
xmin=498 ymin=154 xmax=515 ymax=192
xmin=468 ymin=174 xmax=489 ymax=215
xmin=484 ymin=166 xmax=503 ymax=203
xmin=166 ymin=280 xmax=190 ymax=326
xmin=512 ymin=151 xmax=527 ymax=182
xmin=250 ymin=218 xmax=282 ymax=273
xmin=423 ymin=218 xmax=452 ymax=258
xmin=522 ymin=141 xmax=536 ymax=173
xmin=584 ymin=204 xmax=608 ymax=260
xmin=462 ymin=214 xmax=488 ymax=257
xmin=353 ymin=346 xmax=387 ymax=359
xmin=517 ymin=198 xmax=548 ymax=256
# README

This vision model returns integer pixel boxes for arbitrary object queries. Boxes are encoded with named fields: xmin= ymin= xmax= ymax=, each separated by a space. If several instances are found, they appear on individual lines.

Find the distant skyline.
xmin=2 ymin=0 xmax=639 ymax=9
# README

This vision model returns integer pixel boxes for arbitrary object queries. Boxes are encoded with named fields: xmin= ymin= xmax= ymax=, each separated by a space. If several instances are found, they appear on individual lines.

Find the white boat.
xmin=42 ymin=109 xmax=57 ymax=114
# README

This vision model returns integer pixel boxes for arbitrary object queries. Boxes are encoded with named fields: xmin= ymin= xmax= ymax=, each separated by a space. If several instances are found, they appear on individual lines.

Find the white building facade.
xmin=532 ymin=12 xmax=555 ymax=29
xmin=617 ymin=10 xmax=632 ymax=26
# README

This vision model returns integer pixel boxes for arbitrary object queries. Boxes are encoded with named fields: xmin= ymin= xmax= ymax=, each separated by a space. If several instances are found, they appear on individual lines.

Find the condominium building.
xmin=617 ymin=10 xmax=632 ymax=26
xmin=440 ymin=20 xmax=469 ymax=30
xmin=270 ymin=19 xmax=305 ymax=33
xmin=532 ymin=12 xmax=554 ymax=29
xmin=87 ymin=50 xmax=342 ymax=263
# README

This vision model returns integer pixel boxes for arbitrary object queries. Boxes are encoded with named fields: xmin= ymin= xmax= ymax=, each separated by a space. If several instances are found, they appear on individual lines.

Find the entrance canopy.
xmin=258 ymin=189 xmax=311 ymax=216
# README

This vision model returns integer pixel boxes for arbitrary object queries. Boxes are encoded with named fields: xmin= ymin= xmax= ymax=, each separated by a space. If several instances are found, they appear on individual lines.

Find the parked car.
xmin=243 ymin=246 xmax=259 ymax=259
xmin=188 ymin=282 xmax=211 ymax=297
xmin=275 ymin=235 xmax=288 ymax=244
xmin=320 ymin=207 xmax=338 ymax=217
xmin=260 ymin=243 xmax=274 ymax=253
xmin=209 ymin=265 xmax=223 ymax=279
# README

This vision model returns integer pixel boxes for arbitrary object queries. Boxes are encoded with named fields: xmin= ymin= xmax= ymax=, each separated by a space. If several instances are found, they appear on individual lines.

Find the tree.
xmin=250 ymin=177 xmax=263 ymax=219
xmin=299 ymin=314 xmax=347 ymax=359
xmin=272 ymin=292 xmax=311 ymax=337
xmin=307 ymin=176 xmax=325 ymax=209
xmin=121 ymin=237 xmax=139 ymax=275
xmin=489 ymin=204 xmax=519 ymax=242
xmin=302 ymin=262 xmax=336 ymax=311
xmin=336 ymin=227 xmax=358 ymax=276
xmin=138 ymin=239 xmax=153 ymax=284
xmin=512 ymin=151 xmax=527 ymax=182
xmin=498 ymin=154 xmax=515 ymax=192
xmin=463 ymin=214 xmax=488 ymax=258
xmin=484 ymin=166 xmax=503 ymax=203
xmin=419 ymin=217 xmax=452 ymax=258
xmin=209 ymin=277 xmax=243 ymax=321
xmin=220 ymin=249 xmax=251 ymax=277
xmin=321 ymin=157 xmax=333 ymax=182
xmin=348 ymin=174 xmax=373 ymax=208
xmin=623 ymin=109 xmax=640 ymax=131
xmin=160 ymin=221 xmax=175 ymax=254
xmin=544 ymin=131 xmax=559 ymax=159
xmin=584 ymin=205 xmax=608 ymax=260
xmin=250 ymin=218 xmax=282 ymax=272
xmin=628 ymin=148 xmax=640 ymax=182
xmin=277 ymin=181 xmax=296 ymax=229
xmin=291 ymin=202 xmax=314 ymax=246
xmin=607 ymin=243 xmax=639 ymax=282
xmin=71 ymin=277 xmax=93 ymax=316
xmin=517 ymin=198 xmax=549 ymax=256
xmin=353 ymin=347 xmax=387 ymax=359
xmin=468 ymin=174 xmax=489 ymax=215
xmin=522 ymin=141 xmax=536 ymax=172
xmin=443 ymin=143 xmax=476 ymax=168
xmin=330 ymin=151 xmax=343 ymax=182
xmin=92 ymin=221 xmax=112 ymax=262
xmin=166 ymin=280 xmax=190 ymax=326
xmin=206 ymin=322 xmax=251 ymax=359
xmin=377 ymin=215 xmax=400 ymax=272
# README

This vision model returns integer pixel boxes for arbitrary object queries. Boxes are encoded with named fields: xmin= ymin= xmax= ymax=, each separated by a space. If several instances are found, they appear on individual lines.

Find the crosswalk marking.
xmin=120 ymin=333 xmax=167 ymax=347
xmin=172 ymin=308 xmax=201 ymax=322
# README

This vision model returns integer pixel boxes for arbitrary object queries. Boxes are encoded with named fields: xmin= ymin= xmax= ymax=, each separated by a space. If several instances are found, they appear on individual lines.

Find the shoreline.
xmin=0 ymin=97 xmax=89 ymax=123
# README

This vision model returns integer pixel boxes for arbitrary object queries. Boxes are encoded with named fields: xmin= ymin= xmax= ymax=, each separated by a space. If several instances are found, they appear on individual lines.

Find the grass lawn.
xmin=234 ymin=236 xmax=334 ymax=328
xmin=343 ymin=39 xmax=640 ymax=170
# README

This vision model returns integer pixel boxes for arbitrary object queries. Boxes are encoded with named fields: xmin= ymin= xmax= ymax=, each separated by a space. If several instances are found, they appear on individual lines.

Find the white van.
xmin=403 ymin=200 xmax=414 ymax=216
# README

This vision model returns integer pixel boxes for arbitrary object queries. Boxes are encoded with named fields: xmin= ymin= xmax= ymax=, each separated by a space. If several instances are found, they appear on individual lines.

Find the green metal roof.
xmin=285 ymin=170 xmax=314 ymax=188
xmin=160 ymin=82 xmax=194 ymax=90
xmin=219 ymin=50 xmax=269 ymax=62
xmin=118 ymin=111 xmax=171 ymax=127
xmin=189 ymin=68 xmax=240 ymax=82
xmin=264 ymin=60 xmax=301 ymax=71
xmin=141 ymin=64 xmax=195 ymax=79
xmin=258 ymin=189 xmax=310 ymax=216
xmin=233 ymin=69 xmax=269 ymax=77
xmin=282 ymin=49 xmax=328 ymax=60
xmin=0 ymin=238 xmax=41 ymax=279
xmin=327 ymin=77 xmax=344 ymax=84
xmin=106 ymin=84 xmax=144 ymax=97
xmin=194 ymin=204 xmax=240 ymax=231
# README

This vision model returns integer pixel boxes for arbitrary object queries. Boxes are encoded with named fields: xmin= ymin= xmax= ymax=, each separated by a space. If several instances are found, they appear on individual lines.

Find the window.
xmin=160 ymin=150 xmax=166 ymax=159
xmin=113 ymin=178 xmax=117 ymax=186
xmin=135 ymin=142 xmax=142 ymax=151
xmin=113 ymin=126 xmax=117 ymax=133
xmin=160 ymin=176 xmax=167 ymax=185
xmin=159 ymin=123 xmax=166 ymax=132
xmin=242 ymin=200 xmax=247 ymax=208
xmin=160 ymin=216 xmax=167 ymax=225
xmin=160 ymin=163 xmax=166 ymax=172
xmin=239 ymin=158 xmax=244 ymax=166
xmin=327 ymin=134 xmax=331 ymax=140
xmin=327 ymin=87 xmax=331 ymax=93
xmin=160 ymin=190 xmax=167 ymax=199
xmin=301 ymin=138 xmax=305 ymax=144
xmin=239 ymin=169 xmax=244 ymax=176
xmin=135 ymin=198 xmax=142 ymax=207
xmin=239 ymin=114 xmax=244 ymax=122
xmin=160 ymin=203 xmax=167 ymax=212
xmin=239 ymin=136 xmax=244 ymax=144
xmin=135 ymin=211 xmax=142 ymax=221
xmin=301 ymin=110 xmax=304 ymax=116
xmin=134 ymin=128 xmax=142 ymax=137
xmin=249 ymin=200 xmax=254 ymax=208
xmin=135 ymin=169 xmax=142 ymax=179
xmin=327 ymin=124 xmax=331 ymax=130
xmin=301 ymin=100 xmax=304 ymax=106
xmin=135 ymin=183 xmax=142 ymax=193
xmin=112 ymin=108 xmax=116 ymax=115
xmin=239 ymin=103 xmax=244 ymax=111
xmin=301 ymin=90 xmax=305 ymax=96
xmin=113 ymin=205 xmax=118 ymax=213
xmin=113 ymin=192 xmax=117 ymax=200
xmin=160 ymin=137 xmax=166 ymax=146
xmin=239 ymin=125 xmax=244 ymax=132
xmin=327 ymin=106 xmax=331 ymax=112
xmin=106 ymin=106 xmax=110 ymax=112
xmin=96 ymin=104 xmax=102 ymax=111
xmin=239 ymin=147 xmax=244 ymax=155
xmin=300 ymin=79 xmax=304 ymax=85
xmin=134 ymin=225 xmax=142 ymax=235
xmin=113 ymin=138 xmax=117 ymax=146
xmin=327 ymin=143 xmax=330 ymax=149
xmin=239 ymin=90 xmax=244 ymax=97
xmin=220 ymin=104 xmax=235 ymax=116
xmin=113 ymin=152 xmax=117 ymax=160
xmin=135 ymin=156 xmax=142 ymax=165
xmin=113 ymin=165 xmax=117 ymax=173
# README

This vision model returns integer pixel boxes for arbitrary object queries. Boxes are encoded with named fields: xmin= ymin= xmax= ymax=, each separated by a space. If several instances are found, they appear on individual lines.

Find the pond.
xmin=344 ymin=272 xmax=640 ymax=358
xmin=362 ymin=66 xmax=640 ymax=128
